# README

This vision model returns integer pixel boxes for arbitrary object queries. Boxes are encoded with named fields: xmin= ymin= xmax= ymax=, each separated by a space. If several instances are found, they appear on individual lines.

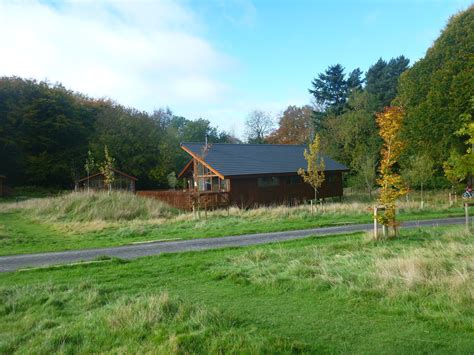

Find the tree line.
xmin=0 ymin=79 xmax=237 ymax=188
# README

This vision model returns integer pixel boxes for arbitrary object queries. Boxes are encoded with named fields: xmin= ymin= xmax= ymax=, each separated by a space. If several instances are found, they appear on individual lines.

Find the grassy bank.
xmin=1 ymin=226 xmax=473 ymax=353
xmin=0 ymin=191 xmax=466 ymax=256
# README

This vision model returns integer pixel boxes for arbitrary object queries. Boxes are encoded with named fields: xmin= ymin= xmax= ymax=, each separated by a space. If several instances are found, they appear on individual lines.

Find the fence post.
xmin=310 ymin=200 xmax=314 ymax=215
xmin=374 ymin=205 xmax=388 ymax=239
xmin=373 ymin=206 xmax=378 ymax=240
xmin=465 ymin=203 xmax=470 ymax=233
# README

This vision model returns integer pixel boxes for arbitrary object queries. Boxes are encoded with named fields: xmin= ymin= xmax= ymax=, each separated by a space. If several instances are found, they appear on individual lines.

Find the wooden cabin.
xmin=176 ymin=142 xmax=348 ymax=208
xmin=76 ymin=168 xmax=137 ymax=192
xmin=0 ymin=175 xmax=5 ymax=196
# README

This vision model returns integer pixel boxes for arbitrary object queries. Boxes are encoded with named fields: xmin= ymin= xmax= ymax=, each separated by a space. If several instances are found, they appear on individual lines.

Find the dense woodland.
xmin=0 ymin=87 xmax=236 ymax=188
xmin=0 ymin=6 xmax=472 ymax=190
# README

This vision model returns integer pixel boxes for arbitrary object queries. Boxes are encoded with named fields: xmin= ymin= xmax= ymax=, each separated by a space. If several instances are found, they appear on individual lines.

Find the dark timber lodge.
xmin=142 ymin=143 xmax=348 ymax=210
xmin=76 ymin=168 xmax=138 ymax=192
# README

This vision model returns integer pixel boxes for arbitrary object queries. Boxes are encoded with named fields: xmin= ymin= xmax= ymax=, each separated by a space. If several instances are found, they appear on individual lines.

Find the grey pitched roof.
xmin=181 ymin=143 xmax=349 ymax=177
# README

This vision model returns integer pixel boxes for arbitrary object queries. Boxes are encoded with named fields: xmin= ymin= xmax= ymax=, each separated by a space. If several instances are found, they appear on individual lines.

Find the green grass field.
xmin=1 ymin=226 xmax=473 ymax=353
xmin=0 ymin=191 xmax=465 ymax=256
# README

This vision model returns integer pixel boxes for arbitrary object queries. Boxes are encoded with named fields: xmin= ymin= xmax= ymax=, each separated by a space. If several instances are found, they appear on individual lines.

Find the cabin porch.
xmin=137 ymin=190 xmax=230 ymax=210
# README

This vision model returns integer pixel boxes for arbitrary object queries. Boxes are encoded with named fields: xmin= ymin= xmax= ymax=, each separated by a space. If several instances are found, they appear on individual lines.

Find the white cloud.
xmin=0 ymin=0 xmax=233 ymax=111
xmin=0 ymin=0 xmax=313 ymax=139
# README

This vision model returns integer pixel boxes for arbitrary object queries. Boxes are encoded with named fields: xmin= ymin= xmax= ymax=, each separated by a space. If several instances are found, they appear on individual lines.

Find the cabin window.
xmin=197 ymin=164 xmax=211 ymax=176
xmin=220 ymin=179 xmax=230 ymax=191
xmin=257 ymin=176 xmax=280 ymax=187
xmin=199 ymin=177 xmax=212 ymax=191
xmin=197 ymin=176 xmax=230 ymax=192
xmin=113 ymin=177 xmax=130 ymax=190
xmin=326 ymin=174 xmax=337 ymax=183
xmin=193 ymin=159 xmax=230 ymax=193
xmin=286 ymin=176 xmax=301 ymax=185
xmin=212 ymin=177 xmax=220 ymax=192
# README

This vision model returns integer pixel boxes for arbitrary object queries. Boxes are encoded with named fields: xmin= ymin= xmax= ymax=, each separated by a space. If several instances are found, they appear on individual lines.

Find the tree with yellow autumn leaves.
xmin=298 ymin=134 xmax=325 ymax=203
xmin=376 ymin=106 xmax=407 ymax=236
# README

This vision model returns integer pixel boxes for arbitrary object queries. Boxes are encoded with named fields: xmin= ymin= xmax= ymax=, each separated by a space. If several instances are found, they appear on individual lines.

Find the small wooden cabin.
xmin=76 ymin=168 xmax=137 ymax=192
xmin=177 ymin=143 xmax=348 ymax=207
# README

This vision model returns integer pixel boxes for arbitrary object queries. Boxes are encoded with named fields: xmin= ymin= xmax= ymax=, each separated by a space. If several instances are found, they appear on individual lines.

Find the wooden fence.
xmin=137 ymin=190 xmax=193 ymax=209
xmin=137 ymin=190 xmax=230 ymax=210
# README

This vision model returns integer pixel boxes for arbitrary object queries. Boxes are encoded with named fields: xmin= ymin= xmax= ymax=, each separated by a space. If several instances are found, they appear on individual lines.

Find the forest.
xmin=0 ymin=6 xmax=472 ymax=190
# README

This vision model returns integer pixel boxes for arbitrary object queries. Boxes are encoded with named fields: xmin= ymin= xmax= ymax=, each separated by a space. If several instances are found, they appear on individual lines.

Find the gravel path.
xmin=0 ymin=217 xmax=466 ymax=273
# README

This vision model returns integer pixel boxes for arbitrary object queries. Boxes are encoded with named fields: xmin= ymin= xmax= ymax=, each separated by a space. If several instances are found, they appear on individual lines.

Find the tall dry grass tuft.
xmin=211 ymin=226 xmax=473 ymax=306
xmin=373 ymin=229 xmax=474 ymax=303
xmin=376 ymin=254 xmax=431 ymax=288
xmin=211 ymin=243 xmax=366 ymax=291
xmin=106 ymin=292 xmax=177 ymax=331
xmin=10 ymin=191 xmax=176 ymax=222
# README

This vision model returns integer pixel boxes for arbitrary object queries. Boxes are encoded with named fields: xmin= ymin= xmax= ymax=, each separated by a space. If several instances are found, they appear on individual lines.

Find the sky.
xmin=0 ymin=0 xmax=471 ymax=137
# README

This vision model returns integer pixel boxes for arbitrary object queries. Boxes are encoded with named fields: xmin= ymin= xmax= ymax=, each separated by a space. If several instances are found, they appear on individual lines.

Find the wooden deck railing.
xmin=137 ymin=190 xmax=230 ymax=210
xmin=196 ymin=191 xmax=230 ymax=210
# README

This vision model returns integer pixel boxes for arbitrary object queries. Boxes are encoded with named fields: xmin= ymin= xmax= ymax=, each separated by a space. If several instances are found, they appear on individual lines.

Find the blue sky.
xmin=188 ymin=0 xmax=470 ymax=129
xmin=0 ymin=0 xmax=471 ymax=137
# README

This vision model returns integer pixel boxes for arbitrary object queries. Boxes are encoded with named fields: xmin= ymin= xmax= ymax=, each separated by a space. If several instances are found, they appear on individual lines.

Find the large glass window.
xmin=199 ymin=177 xmax=212 ymax=191
xmin=197 ymin=164 xmax=211 ymax=176
xmin=194 ymin=160 xmax=229 ymax=192
xmin=257 ymin=176 xmax=280 ymax=187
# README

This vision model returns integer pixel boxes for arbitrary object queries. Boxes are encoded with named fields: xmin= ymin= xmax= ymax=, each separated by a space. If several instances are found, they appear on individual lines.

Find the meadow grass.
xmin=210 ymin=227 xmax=474 ymax=310
xmin=1 ymin=226 xmax=473 ymax=353
xmin=0 ymin=190 xmax=466 ymax=256
xmin=1 ymin=191 xmax=176 ymax=221
xmin=0 ymin=286 xmax=302 ymax=354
